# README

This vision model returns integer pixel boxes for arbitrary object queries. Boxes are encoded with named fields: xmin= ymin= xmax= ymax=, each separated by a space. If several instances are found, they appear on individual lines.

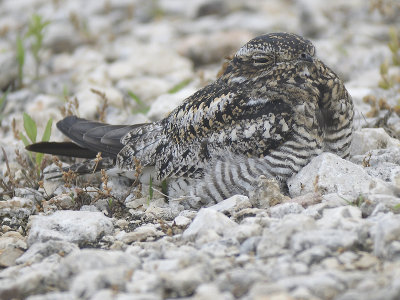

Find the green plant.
xmin=168 ymin=78 xmax=192 ymax=94
xmin=21 ymin=113 xmax=53 ymax=176
xmin=16 ymin=36 xmax=25 ymax=87
xmin=26 ymin=14 xmax=50 ymax=78
xmin=379 ymin=27 xmax=400 ymax=89
xmin=128 ymin=91 xmax=150 ymax=114
xmin=0 ymin=88 xmax=10 ymax=124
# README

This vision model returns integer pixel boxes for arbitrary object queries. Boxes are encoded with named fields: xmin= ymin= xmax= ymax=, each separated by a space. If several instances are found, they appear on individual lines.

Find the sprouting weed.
xmin=91 ymin=88 xmax=109 ymax=122
xmin=20 ymin=113 xmax=53 ymax=177
xmin=25 ymin=14 xmax=50 ymax=78
xmin=128 ymin=91 xmax=150 ymax=115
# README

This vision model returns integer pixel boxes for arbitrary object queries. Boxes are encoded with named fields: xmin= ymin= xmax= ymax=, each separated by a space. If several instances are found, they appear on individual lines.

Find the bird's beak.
xmin=300 ymin=53 xmax=314 ymax=63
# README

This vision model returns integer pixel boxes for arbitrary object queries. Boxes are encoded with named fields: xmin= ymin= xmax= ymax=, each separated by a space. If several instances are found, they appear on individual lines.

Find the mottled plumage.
xmin=27 ymin=33 xmax=354 ymax=206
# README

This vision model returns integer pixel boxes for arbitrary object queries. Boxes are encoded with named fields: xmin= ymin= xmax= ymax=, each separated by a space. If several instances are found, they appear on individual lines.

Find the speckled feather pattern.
xmin=43 ymin=32 xmax=353 ymax=205
xmin=115 ymin=33 xmax=353 ymax=204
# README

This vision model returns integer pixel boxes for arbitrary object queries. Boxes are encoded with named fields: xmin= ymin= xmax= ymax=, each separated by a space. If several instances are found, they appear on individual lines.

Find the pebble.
xmin=288 ymin=152 xmax=394 ymax=197
xmin=27 ymin=210 xmax=114 ymax=246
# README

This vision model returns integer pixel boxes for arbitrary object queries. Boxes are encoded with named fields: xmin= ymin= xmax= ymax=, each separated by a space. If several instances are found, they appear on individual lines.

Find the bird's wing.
xmin=151 ymin=82 xmax=295 ymax=179
xmin=27 ymin=116 xmax=144 ymax=158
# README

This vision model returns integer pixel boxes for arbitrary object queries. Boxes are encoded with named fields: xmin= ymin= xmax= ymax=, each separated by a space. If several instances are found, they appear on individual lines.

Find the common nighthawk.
xmin=27 ymin=32 xmax=354 ymax=206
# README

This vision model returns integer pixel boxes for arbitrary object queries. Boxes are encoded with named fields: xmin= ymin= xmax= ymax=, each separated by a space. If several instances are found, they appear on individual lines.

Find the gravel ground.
xmin=1 ymin=0 xmax=400 ymax=299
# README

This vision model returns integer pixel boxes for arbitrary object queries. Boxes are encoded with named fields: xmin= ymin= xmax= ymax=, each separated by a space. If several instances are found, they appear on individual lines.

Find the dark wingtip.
xmin=26 ymin=142 xmax=99 ymax=159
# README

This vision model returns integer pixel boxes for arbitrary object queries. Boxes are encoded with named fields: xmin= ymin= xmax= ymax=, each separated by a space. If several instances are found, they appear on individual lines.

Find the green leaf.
xmin=128 ymin=91 xmax=150 ymax=114
xmin=23 ymin=112 xmax=37 ymax=143
xmin=41 ymin=118 xmax=53 ymax=142
xmin=380 ymin=61 xmax=388 ymax=75
xmin=35 ymin=152 xmax=44 ymax=167
xmin=168 ymin=78 xmax=192 ymax=94
xmin=19 ymin=132 xmax=30 ymax=147
xmin=127 ymin=91 xmax=141 ymax=104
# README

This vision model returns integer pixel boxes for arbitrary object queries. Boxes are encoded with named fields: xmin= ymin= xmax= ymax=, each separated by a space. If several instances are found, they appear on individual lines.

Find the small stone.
xmin=161 ymin=264 xmax=213 ymax=298
xmin=182 ymin=208 xmax=238 ymax=241
xmin=360 ymin=194 xmax=400 ymax=217
xmin=117 ymin=224 xmax=164 ymax=244
xmin=249 ymin=176 xmax=291 ymax=209
xmin=291 ymin=229 xmax=358 ymax=252
xmin=0 ymin=51 xmax=18 ymax=90
xmin=370 ymin=214 xmax=400 ymax=259
xmin=354 ymin=252 xmax=379 ymax=270
xmin=269 ymin=203 xmax=304 ymax=218
xmin=27 ymin=211 xmax=114 ymax=246
xmin=296 ymin=246 xmax=331 ymax=265
xmin=288 ymin=153 xmax=393 ymax=198
xmin=174 ymin=215 xmax=191 ymax=227
xmin=147 ymin=88 xmax=196 ymax=121
xmin=316 ymin=206 xmax=363 ymax=231
xmin=144 ymin=198 xmax=183 ymax=221
xmin=0 ymin=247 xmax=24 ymax=267
xmin=209 ymin=195 xmax=251 ymax=215
xmin=126 ymin=270 xmax=163 ymax=295
xmin=350 ymin=128 xmax=400 ymax=156
xmin=257 ymin=215 xmax=316 ymax=257
xmin=43 ymin=194 xmax=74 ymax=212
xmin=16 ymin=240 xmax=79 ymax=265
xmin=194 ymin=283 xmax=233 ymax=300
xmin=217 ymin=268 xmax=263 ymax=298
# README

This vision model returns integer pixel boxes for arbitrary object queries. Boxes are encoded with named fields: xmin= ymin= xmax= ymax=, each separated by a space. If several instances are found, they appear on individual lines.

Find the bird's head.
xmin=222 ymin=32 xmax=318 ymax=85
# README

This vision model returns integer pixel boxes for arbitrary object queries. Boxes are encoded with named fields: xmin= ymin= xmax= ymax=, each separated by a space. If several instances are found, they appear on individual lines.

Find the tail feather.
xmin=27 ymin=116 xmax=147 ymax=159
xmin=26 ymin=141 xmax=98 ymax=158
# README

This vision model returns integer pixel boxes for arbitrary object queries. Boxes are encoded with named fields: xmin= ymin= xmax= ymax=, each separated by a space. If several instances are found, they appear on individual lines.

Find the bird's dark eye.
xmin=252 ymin=55 xmax=273 ymax=65
xmin=300 ymin=53 xmax=307 ymax=59
xmin=254 ymin=57 xmax=269 ymax=64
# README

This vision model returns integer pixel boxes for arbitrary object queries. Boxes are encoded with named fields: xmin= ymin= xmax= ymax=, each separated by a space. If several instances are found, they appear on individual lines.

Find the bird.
xmin=27 ymin=32 xmax=354 ymax=207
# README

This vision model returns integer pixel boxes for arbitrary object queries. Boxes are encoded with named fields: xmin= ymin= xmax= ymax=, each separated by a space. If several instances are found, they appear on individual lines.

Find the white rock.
xmin=117 ymin=77 xmax=170 ymax=102
xmin=70 ymin=267 xmax=128 ymax=299
xmin=0 ymin=259 xmax=61 ymax=299
xmin=43 ymin=20 xmax=82 ymax=53
xmin=147 ymin=88 xmax=196 ymax=121
xmin=208 ymin=195 xmax=251 ymax=215
xmin=27 ymin=211 xmax=114 ymax=246
xmin=350 ymin=128 xmax=400 ymax=156
xmin=316 ymin=206 xmax=363 ymax=231
xmin=370 ymin=214 xmax=400 ymax=259
xmin=352 ymin=147 xmax=400 ymax=186
xmin=174 ymin=215 xmax=191 ymax=227
xmin=25 ymin=291 xmax=76 ymax=300
xmin=232 ymin=224 xmax=263 ymax=243
xmin=257 ymin=215 xmax=316 ymax=257
xmin=116 ymin=224 xmax=164 ymax=243
xmin=59 ymin=248 xmax=141 ymax=275
xmin=143 ymin=258 xmax=182 ymax=272
xmin=269 ymin=202 xmax=304 ymax=218
xmin=0 ymin=231 xmax=26 ymax=251
xmin=194 ymin=283 xmax=233 ymax=300
xmin=291 ymin=229 xmax=358 ymax=252
xmin=0 ymin=51 xmax=17 ymax=90
xmin=360 ymin=194 xmax=400 ymax=217
xmin=160 ymin=264 xmax=213 ymax=298
xmin=288 ymin=153 xmax=393 ymax=198
xmin=182 ymin=208 xmax=238 ymax=241
xmin=16 ymin=240 xmax=78 ymax=264
xmin=126 ymin=270 xmax=163 ymax=295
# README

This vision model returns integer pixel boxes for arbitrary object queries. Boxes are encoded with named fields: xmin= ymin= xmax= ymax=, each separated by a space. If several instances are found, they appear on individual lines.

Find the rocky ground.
xmin=1 ymin=0 xmax=400 ymax=299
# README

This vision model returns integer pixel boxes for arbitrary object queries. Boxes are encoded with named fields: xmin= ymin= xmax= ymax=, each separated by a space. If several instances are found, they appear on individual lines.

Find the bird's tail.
xmin=26 ymin=116 xmax=144 ymax=159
